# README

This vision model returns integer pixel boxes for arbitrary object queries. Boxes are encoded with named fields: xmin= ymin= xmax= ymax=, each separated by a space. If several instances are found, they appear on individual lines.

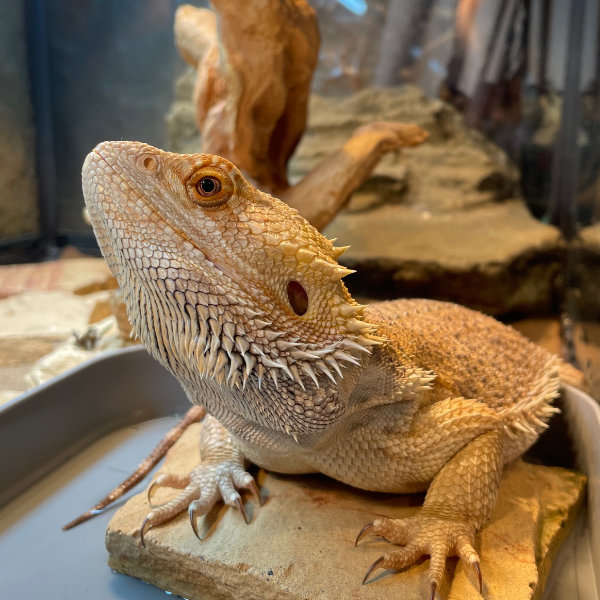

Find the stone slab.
xmin=0 ymin=257 xmax=115 ymax=299
xmin=106 ymin=423 xmax=586 ymax=600
xmin=0 ymin=290 xmax=111 ymax=337
xmin=325 ymin=201 xmax=563 ymax=316
xmin=0 ymin=289 xmax=119 ymax=403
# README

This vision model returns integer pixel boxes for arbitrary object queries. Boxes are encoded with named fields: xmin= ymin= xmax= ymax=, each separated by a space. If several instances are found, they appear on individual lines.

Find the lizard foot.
xmin=140 ymin=461 xmax=261 ymax=547
xmin=357 ymin=515 xmax=483 ymax=596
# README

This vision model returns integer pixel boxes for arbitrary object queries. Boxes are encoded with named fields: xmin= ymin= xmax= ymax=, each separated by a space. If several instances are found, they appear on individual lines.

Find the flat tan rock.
xmin=0 ymin=289 xmax=120 ymax=401
xmin=106 ymin=423 xmax=585 ymax=600
xmin=0 ymin=257 xmax=115 ymax=298
xmin=0 ymin=336 xmax=59 ymax=405
xmin=0 ymin=290 xmax=111 ymax=337
xmin=325 ymin=201 xmax=562 ymax=316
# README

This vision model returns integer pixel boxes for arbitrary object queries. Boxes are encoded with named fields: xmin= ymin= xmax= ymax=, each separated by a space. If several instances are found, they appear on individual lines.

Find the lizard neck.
xmin=130 ymin=273 xmax=369 ymax=439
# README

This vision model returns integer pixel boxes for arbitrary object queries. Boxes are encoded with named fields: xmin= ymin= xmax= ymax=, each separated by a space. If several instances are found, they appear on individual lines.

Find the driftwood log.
xmin=174 ymin=1 xmax=427 ymax=231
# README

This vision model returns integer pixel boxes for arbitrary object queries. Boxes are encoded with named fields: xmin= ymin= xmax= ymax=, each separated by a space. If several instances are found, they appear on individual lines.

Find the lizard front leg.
xmin=357 ymin=398 xmax=504 ymax=598
xmin=140 ymin=414 xmax=260 ymax=546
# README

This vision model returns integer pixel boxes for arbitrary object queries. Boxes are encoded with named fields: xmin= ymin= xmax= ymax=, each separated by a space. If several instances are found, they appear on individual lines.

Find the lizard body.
xmin=83 ymin=140 xmax=560 ymax=597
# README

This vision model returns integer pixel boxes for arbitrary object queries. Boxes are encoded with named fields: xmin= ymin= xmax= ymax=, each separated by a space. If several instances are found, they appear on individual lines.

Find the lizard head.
xmin=83 ymin=141 xmax=381 ymax=419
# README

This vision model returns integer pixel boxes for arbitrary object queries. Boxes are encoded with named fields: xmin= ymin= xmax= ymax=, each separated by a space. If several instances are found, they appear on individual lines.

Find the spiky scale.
xmin=300 ymin=362 xmax=320 ymax=388
xmin=331 ymin=267 xmax=355 ymax=281
xmin=332 ymin=245 xmax=350 ymax=259
xmin=311 ymin=257 xmax=335 ymax=271
xmin=222 ymin=335 xmax=235 ymax=355
xmin=264 ymin=329 xmax=284 ymax=341
xmin=315 ymin=360 xmax=336 ymax=384
xmin=333 ymin=349 xmax=361 ymax=366
xmin=297 ymin=248 xmax=316 ymax=263
xmin=235 ymin=336 xmax=250 ymax=355
xmin=262 ymin=356 xmax=294 ymax=381
xmin=196 ymin=304 xmax=209 ymax=321
xmin=223 ymin=322 xmax=236 ymax=340
xmin=290 ymin=349 xmax=320 ymax=361
xmin=324 ymin=356 xmax=343 ymax=379
xmin=276 ymin=340 xmax=302 ymax=352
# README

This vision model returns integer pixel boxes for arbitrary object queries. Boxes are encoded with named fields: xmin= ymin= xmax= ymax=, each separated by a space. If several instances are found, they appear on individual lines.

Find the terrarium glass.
xmin=0 ymin=0 xmax=598 ymax=396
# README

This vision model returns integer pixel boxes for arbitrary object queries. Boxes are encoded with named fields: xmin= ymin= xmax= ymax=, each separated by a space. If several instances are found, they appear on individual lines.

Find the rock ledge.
xmin=106 ymin=423 xmax=585 ymax=600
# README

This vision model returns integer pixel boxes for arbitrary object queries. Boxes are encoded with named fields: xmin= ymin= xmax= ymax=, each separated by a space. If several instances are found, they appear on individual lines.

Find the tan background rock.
xmin=0 ymin=255 xmax=127 ymax=404
xmin=325 ymin=201 xmax=562 ymax=316
xmin=0 ymin=257 xmax=115 ymax=299
xmin=168 ymin=81 xmax=562 ymax=316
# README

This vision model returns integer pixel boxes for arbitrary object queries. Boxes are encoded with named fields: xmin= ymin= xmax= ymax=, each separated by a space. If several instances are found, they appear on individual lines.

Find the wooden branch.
xmin=174 ymin=3 xmax=428 ymax=232
xmin=282 ymin=122 xmax=428 ymax=231
xmin=175 ymin=1 xmax=319 ymax=193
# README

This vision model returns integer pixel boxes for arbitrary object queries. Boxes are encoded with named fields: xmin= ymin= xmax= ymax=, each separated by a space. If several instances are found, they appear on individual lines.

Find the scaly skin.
xmin=82 ymin=141 xmax=560 ymax=598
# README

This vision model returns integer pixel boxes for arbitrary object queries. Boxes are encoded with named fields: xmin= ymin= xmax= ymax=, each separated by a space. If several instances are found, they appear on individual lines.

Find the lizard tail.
xmin=62 ymin=405 xmax=205 ymax=530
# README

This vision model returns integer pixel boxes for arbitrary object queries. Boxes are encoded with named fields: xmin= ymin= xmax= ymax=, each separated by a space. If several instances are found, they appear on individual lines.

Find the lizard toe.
xmin=140 ymin=458 xmax=260 ymax=547
xmin=147 ymin=472 xmax=191 ymax=507
xmin=140 ymin=483 xmax=200 ymax=546
xmin=362 ymin=543 xmax=426 ymax=584
xmin=371 ymin=516 xmax=413 ymax=545
xmin=456 ymin=535 xmax=483 ymax=593
xmin=359 ymin=512 xmax=482 ymax=596
xmin=355 ymin=516 xmax=413 ymax=546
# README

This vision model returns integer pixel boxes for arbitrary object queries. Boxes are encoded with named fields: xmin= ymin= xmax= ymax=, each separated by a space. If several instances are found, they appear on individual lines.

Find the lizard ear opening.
xmin=287 ymin=280 xmax=308 ymax=316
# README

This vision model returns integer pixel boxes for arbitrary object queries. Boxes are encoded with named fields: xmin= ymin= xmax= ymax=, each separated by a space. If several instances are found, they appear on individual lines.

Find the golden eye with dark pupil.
xmin=287 ymin=280 xmax=308 ymax=316
xmin=196 ymin=176 xmax=221 ymax=196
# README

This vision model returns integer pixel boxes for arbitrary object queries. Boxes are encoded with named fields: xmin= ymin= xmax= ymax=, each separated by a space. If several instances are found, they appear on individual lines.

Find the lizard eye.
xmin=196 ymin=176 xmax=221 ymax=197
xmin=287 ymin=280 xmax=308 ymax=316
xmin=187 ymin=167 xmax=233 ymax=208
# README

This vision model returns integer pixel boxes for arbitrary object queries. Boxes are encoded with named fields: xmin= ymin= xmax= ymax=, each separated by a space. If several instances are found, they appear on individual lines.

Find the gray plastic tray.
xmin=0 ymin=346 xmax=597 ymax=599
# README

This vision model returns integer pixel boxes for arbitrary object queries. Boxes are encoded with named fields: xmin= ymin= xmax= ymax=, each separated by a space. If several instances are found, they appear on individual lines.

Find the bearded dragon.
xmin=81 ymin=140 xmax=564 ymax=599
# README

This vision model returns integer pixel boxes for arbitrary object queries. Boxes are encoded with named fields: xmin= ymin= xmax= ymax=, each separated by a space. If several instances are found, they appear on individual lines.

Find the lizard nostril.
xmin=287 ymin=280 xmax=308 ymax=316
xmin=138 ymin=155 xmax=158 ymax=172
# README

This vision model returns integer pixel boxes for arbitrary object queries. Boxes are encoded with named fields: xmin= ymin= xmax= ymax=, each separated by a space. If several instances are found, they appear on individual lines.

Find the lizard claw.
xmin=473 ymin=560 xmax=483 ymax=594
xmin=147 ymin=480 xmax=159 ymax=506
xmin=188 ymin=501 xmax=203 ymax=541
xmin=355 ymin=522 xmax=375 ymax=547
xmin=362 ymin=555 xmax=385 ymax=585
xmin=429 ymin=581 xmax=437 ymax=600
xmin=249 ymin=480 xmax=263 ymax=506
xmin=140 ymin=516 xmax=152 ymax=548
xmin=233 ymin=496 xmax=249 ymax=524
